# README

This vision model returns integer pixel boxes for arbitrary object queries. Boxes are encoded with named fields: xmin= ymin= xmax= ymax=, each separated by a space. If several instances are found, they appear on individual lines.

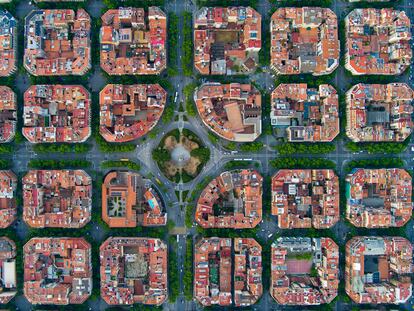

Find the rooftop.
xmin=346 ymin=83 xmax=414 ymax=142
xmin=100 ymin=7 xmax=167 ymax=75
xmin=100 ymin=237 xmax=168 ymax=306
xmin=346 ymin=168 xmax=412 ymax=228
xmin=24 ymin=9 xmax=91 ymax=76
xmin=23 ymin=170 xmax=92 ymax=228
xmin=345 ymin=8 xmax=412 ymax=75
xmin=345 ymin=236 xmax=413 ymax=304
xmin=0 ymin=10 xmax=17 ymax=76
xmin=270 ymin=7 xmax=339 ymax=75
xmin=194 ymin=237 xmax=262 ymax=307
xmin=102 ymin=171 xmax=167 ymax=228
xmin=0 ymin=170 xmax=17 ymax=229
xmin=194 ymin=7 xmax=261 ymax=75
xmin=271 ymin=237 xmax=339 ymax=305
xmin=195 ymin=83 xmax=262 ymax=142
xmin=0 ymin=236 xmax=16 ymax=304
xmin=0 ymin=86 xmax=16 ymax=143
xmin=271 ymin=84 xmax=340 ymax=142
xmin=24 ymin=237 xmax=92 ymax=305
xmin=23 ymin=85 xmax=91 ymax=143
xmin=195 ymin=169 xmax=263 ymax=229
xmin=271 ymin=169 xmax=340 ymax=229
xmin=99 ymin=84 xmax=167 ymax=143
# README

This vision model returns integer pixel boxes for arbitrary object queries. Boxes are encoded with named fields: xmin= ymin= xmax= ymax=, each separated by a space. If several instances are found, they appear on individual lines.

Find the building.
xmin=99 ymin=84 xmax=167 ymax=143
xmin=271 ymin=84 xmax=340 ymax=142
xmin=270 ymin=7 xmax=339 ymax=75
xmin=271 ymin=169 xmax=340 ymax=229
xmin=345 ymin=9 xmax=412 ymax=75
xmin=194 ymin=237 xmax=262 ymax=307
xmin=346 ymin=83 xmax=414 ymax=142
xmin=346 ymin=168 xmax=412 ymax=228
xmin=0 ymin=237 xmax=16 ymax=304
xmin=345 ymin=236 xmax=413 ymax=304
xmin=24 ymin=237 xmax=92 ymax=305
xmin=271 ymin=237 xmax=339 ymax=305
xmin=194 ymin=7 xmax=261 ymax=75
xmin=24 ymin=9 xmax=91 ymax=76
xmin=195 ymin=170 xmax=262 ymax=229
xmin=23 ymin=170 xmax=92 ymax=228
xmin=0 ymin=170 xmax=16 ymax=228
xmin=100 ymin=237 xmax=168 ymax=306
xmin=194 ymin=83 xmax=262 ymax=142
xmin=100 ymin=7 xmax=167 ymax=75
xmin=23 ymin=85 xmax=91 ymax=143
xmin=0 ymin=86 xmax=16 ymax=143
xmin=102 ymin=171 xmax=167 ymax=227
xmin=0 ymin=10 xmax=17 ymax=76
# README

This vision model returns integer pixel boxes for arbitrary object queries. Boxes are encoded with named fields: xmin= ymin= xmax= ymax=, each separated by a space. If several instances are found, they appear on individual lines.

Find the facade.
xmin=270 ymin=7 xmax=339 ymax=75
xmin=271 ymin=169 xmax=340 ymax=229
xmin=0 ymin=86 xmax=16 ymax=143
xmin=346 ymin=168 xmax=412 ymax=228
xmin=24 ymin=237 xmax=92 ymax=305
xmin=100 ymin=237 xmax=168 ymax=306
xmin=194 ymin=83 xmax=262 ymax=142
xmin=345 ymin=8 xmax=412 ymax=75
xmin=271 ymin=84 xmax=340 ymax=142
xmin=0 ymin=10 xmax=17 ymax=76
xmin=194 ymin=7 xmax=261 ymax=75
xmin=23 ymin=170 xmax=92 ymax=228
xmin=271 ymin=237 xmax=339 ymax=305
xmin=102 ymin=171 xmax=167 ymax=227
xmin=99 ymin=84 xmax=167 ymax=143
xmin=24 ymin=9 xmax=91 ymax=76
xmin=194 ymin=237 xmax=262 ymax=307
xmin=0 ymin=237 xmax=16 ymax=304
xmin=346 ymin=83 xmax=414 ymax=142
xmin=0 ymin=170 xmax=17 ymax=228
xmin=100 ymin=7 xmax=167 ymax=75
xmin=345 ymin=236 xmax=413 ymax=304
xmin=195 ymin=169 xmax=262 ymax=229
xmin=23 ymin=85 xmax=91 ymax=143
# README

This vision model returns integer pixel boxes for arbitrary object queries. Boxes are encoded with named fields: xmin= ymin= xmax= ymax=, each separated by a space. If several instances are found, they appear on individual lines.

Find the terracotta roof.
xmin=24 ymin=237 xmax=92 ymax=305
xmin=345 ymin=8 xmax=412 ymax=75
xmin=271 ymin=7 xmax=339 ymax=75
xmin=346 ymin=236 xmax=413 ymax=304
xmin=99 ymin=84 xmax=166 ymax=142
xmin=102 ymin=171 xmax=167 ymax=228
xmin=271 ymin=84 xmax=340 ymax=142
xmin=346 ymin=83 xmax=414 ymax=142
xmin=100 ymin=7 xmax=166 ymax=75
xmin=24 ymin=9 xmax=91 ymax=76
xmin=195 ymin=170 xmax=263 ymax=229
xmin=100 ymin=237 xmax=168 ymax=306
xmin=23 ymin=170 xmax=92 ymax=228
xmin=23 ymin=85 xmax=91 ymax=143
xmin=195 ymin=83 xmax=262 ymax=142
xmin=346 ymin=168 xmax=412 ymax=228
xmin=194 ymin=7 xmax=261 ymax=75
xmin=272 ymin=169 xmax=340 ymax=229
xmin=271 ymin=237 xmax=339 ymax=305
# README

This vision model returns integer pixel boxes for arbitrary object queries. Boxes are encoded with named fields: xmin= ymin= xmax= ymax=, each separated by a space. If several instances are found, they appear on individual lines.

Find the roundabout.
xmin=152 ymin=128 xmax=210 ymax=183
